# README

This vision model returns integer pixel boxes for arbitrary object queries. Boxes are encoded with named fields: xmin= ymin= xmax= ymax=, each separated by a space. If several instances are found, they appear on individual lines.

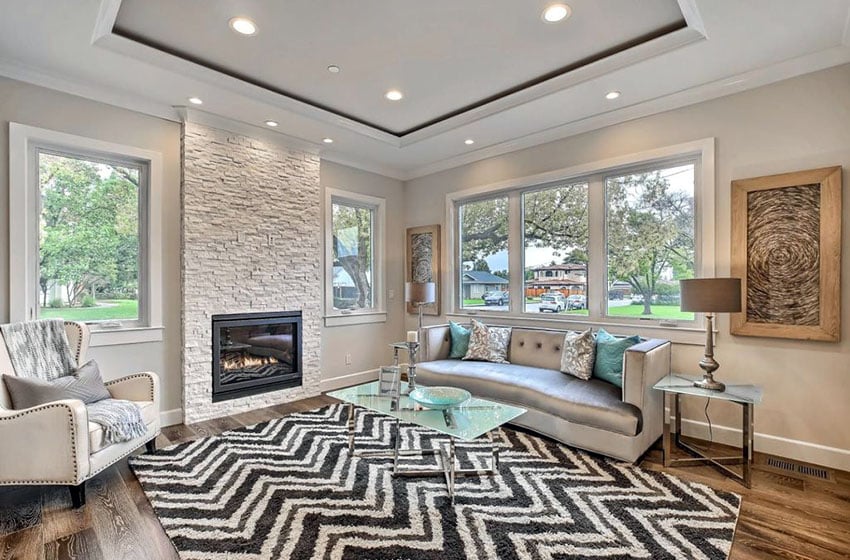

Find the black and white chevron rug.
xmin=129 ymin=404 xmax=740 ymax=560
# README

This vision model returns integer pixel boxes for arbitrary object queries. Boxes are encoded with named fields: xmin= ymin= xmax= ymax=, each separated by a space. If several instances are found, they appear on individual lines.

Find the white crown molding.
xmin=676 ymin=0 xmax=707 ymax=38
xmin=0 ymin=56 xmax=179 ymax=122
xmin=177 ymin=107 xmax=322 ymax=155
xmin=320 ymin=154 xmax=407 ymax=182
xmin=401 ymin=44 xmax=850 ymax=180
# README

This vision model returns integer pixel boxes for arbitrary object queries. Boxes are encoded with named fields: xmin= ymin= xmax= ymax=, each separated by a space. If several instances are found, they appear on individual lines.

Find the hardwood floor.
xmin=1 ymin=394 xmax=848 ymax=560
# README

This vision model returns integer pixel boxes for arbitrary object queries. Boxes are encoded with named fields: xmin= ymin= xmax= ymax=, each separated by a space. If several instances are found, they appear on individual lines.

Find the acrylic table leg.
xmin=392 ymin=419 xmax=401 ymax=474
xmin=743 ymin=402 xmax=753 ymax=488
xmin=448 ymin=438 xmax=456 ymax=504
xmin=347 ymin=403 xmax=356 ymax=453
xmin=662 ymin=392 xmax=674 ymax=467
xmin=488 ymin=430 xmax=499 ymax=471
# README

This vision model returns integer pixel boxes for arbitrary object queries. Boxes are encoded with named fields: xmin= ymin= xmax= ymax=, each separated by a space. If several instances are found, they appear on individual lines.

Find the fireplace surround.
xmin=211 ymin=311 xmax=303 ymax=402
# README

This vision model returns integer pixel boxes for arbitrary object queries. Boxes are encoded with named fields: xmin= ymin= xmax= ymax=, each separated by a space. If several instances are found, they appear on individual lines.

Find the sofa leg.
xmin=145 ymin=439 xmax=157 ymax=453
xmin=69 ymin=482 xmax=86 ymax=509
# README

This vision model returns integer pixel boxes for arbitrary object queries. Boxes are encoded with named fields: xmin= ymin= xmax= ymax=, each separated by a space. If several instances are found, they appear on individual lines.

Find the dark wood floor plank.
xmin=86 ymin=470 xmax=146 ymax=560
xmin=43 ymin=528 xmax=103 ymax=560
xmin=0 ymin=487 xmax=42 ymax=537
xmin=0 ymin=525 xmax=43 ymax=560
xmin=159 ymin=423 xmax=198 ymax=446
xmin=115 ymin=464 xmax=178 ymax=560
xmin=40 ymin=487 xmax=91 ymax=545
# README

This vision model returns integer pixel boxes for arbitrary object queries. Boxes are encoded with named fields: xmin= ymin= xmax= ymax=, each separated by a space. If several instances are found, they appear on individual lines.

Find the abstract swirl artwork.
xmin=406 ymin=225 xmax=441 ymax=315
xmin=731 ymin=166 xmax=841 ymax=341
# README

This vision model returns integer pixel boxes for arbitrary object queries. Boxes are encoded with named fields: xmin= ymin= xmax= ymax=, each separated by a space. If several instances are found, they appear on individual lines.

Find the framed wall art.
xmin=406 ymin=225 xmax=441 ymax=315
xmin=731 ymin=166 xmax=841 ymax=341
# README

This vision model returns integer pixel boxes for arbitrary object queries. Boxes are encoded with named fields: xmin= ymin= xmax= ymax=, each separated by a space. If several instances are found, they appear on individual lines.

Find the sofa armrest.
xmin=421 ymin=325 xmax=452 ymax=362
xmin=622 ymin=339 xmax=671 ymax=411
xmin=105 ymin=371 xmax=159 ymax=403
xmin=0 ymin=399 xmax=90 ymax=485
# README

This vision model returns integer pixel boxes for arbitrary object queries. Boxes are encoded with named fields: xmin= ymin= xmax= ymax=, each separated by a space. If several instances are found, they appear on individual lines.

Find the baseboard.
xmin=320 ymin=369 xmax=379 ymax=392
xmin=678 ymin=417 xmax=850 ymax=472
xmin=160 ymin=408 xmax=184 ymax=427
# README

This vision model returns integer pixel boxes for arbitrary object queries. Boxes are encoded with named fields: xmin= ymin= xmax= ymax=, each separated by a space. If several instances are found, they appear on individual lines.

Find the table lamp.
xmin=405 ymin=281 xmax=436 ymax=335
xmin=679 ymin=278 xmax=742 ymax=392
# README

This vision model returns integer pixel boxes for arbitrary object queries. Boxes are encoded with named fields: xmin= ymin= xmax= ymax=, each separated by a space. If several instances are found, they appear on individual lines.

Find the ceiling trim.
xmin=95 ymin=0 xmax=704 ymax=143
xmin=401 ymin=44 xmax=850 ymax=180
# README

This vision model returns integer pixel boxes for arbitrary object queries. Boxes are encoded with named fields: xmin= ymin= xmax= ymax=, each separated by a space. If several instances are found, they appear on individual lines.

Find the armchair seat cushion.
xmin=88 ymin=400 xmax=156 ymax=453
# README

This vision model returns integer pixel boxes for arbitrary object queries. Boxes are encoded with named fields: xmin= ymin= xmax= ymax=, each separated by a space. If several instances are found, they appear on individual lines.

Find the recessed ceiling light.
xmin=229 ymin=17 xmax=257 ymax=35
xmin=464 ymin=139 xmax=475 ymax=145
xmin=542 ymin=4 xmax=571 ymax=23
xmin=264 ymin=120 xmax=279 ymax=127
xmin=323 ymin=137 xmax=334 ymax=144
xmin=327 ymin=65 xmax=340 ymax=74
xmin=188 ymin=97 xmax=203 ymax=105
xmin=385 ymin=89 xmax=404 ymax=101
xmin=605 ymin=90 xmax=621 ymax=100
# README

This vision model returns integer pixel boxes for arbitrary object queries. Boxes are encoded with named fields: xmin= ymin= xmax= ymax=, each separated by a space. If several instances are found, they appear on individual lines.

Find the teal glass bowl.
xmin=409 ymin=386 xmax=471 ymax=410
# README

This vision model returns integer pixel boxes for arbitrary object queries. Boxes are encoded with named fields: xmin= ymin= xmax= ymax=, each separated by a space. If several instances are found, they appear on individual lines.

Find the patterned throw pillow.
xmin=462 ymin=319 xmax=511 ymax=364
xmin=448 ymin=321 xmax=471 ymax=359
xmin=593 ymin=329 xmax=641 ymax=388
xmin=559 ymin=329 xmax=596 ymax=380
xmin=2 ymin=359 xmax=112 ymax=410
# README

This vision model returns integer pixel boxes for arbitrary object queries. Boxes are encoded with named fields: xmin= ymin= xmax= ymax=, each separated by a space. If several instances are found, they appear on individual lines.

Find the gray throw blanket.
xmin=1 ymin=319 xmax=146 ymax=444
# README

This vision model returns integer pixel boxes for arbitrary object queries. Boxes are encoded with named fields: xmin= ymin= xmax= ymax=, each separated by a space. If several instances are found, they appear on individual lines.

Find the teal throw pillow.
xmin=448 ymin=321 xmax=471 ymax=359
xmin=593 ymin=329 xmax=641 ymax=388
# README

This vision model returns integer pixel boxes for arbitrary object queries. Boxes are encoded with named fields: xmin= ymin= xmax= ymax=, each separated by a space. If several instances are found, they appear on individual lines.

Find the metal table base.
xmin=662 ymin=392 xmax=754 ymax=488
xmin=346 ymin=403 xmax=500 ymax=504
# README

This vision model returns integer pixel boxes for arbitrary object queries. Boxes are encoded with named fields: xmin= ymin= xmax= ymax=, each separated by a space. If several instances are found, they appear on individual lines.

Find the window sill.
xmin=89 ymin=326 xmax=164 ymax=347
xmin=324 ymin=311 xmax=387 ymax=327
xmin=446 ymin=311 xmax=705 ymax=345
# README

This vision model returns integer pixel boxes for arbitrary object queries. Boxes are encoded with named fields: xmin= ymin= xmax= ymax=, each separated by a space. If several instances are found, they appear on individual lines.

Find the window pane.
xmin=332 ymin=202 xmax=374 ymax=311
xmin=38 ymin=152 xmax=141 ymax=322
xmin=523 ymin=183 xmax=589 ymax=315
xmin=458 ymin=197 xmax=509 ymax=310
xmin=605 ymin=164 xmax=695 ymax=321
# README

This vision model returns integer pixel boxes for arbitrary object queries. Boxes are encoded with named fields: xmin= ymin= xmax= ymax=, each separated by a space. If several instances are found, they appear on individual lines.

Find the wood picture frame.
xmin=731 ymin=166 xmax=842 ymax=341
xmin=406 ymin=225 xmax=441 ymax=315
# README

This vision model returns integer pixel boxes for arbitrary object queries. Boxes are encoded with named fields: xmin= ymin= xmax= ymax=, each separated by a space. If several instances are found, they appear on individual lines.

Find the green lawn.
xmin=607 ymin=304 xmax=692 ymax=320
xmin=40 ymin=299 xmax=139 ymax=321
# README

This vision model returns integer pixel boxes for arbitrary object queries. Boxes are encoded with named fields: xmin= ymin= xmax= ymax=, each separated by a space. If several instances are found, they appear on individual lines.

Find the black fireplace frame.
xmin=211 ymin=311 xmax=303 ymax=403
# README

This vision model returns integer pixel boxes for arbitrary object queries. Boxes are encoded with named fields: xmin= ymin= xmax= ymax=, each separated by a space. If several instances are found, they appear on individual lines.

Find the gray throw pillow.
xmin=463 ymin=319 xmax=511 ymax=364
xmin=2 ymin=359 xmax=112 ymax=410
xmin=559 ymin=329 xmax=596 ymax=380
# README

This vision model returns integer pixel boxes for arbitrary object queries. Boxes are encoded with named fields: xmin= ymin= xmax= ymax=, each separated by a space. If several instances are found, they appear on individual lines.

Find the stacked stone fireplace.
xmin=181 ymin=122 xmax=321 ymax=423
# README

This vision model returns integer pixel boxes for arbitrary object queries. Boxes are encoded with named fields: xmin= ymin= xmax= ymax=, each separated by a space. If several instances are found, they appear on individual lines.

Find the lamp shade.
xmin=679 ymin=278 xmax=742 ymax=313
xmin=405 ymin=281 xmax=436 ymax=304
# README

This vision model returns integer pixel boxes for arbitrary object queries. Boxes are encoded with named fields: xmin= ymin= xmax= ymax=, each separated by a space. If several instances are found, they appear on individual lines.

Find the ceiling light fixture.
xmin=464 ymin=139 xmax=475 ymax=145
xmin=605 ymin=90 xmax=621 ymax=100
xmin=229 ymin=17 xmax=257 ymax=35
xmin=385 ymin=89 xmax=404 ymax=101
xmin=188 ymin=97 xmax=203 ymax=105
xmin=264 ymin=120 xmax=279 ymax=127
xmin=542 ymin=4 xmax=571 ymax=23
xmin=323 ymin=138 xmax=334 ymax=144
xmin=327 ymin=65 xmax=340 ymax=74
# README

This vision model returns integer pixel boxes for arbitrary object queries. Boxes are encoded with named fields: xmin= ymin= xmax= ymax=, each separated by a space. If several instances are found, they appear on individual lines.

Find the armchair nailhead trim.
xmin=104 ymin=373 xmax=156 ymax=401
xmin=63 ymin=321 xmax=84 ymax=363
xmin=0 ymin=402 xmax=80 ymax=484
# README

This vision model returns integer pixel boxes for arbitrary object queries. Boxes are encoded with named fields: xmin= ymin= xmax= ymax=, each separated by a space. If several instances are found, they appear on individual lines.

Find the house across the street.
xmin=462 ymin=271 xmax=509 ymax=300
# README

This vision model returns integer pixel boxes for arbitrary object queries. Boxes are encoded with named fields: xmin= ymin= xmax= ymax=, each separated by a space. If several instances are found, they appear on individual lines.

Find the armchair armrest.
xmin=0 ymin=399 xmax=89 ymax=485
xmin=622 ymin=339 xmax=671 ymax=410
xmin=104 ymin=371 xmax=159 ymax=403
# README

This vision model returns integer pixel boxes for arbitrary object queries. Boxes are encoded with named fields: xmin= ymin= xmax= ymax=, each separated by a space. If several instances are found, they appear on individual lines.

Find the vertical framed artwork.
xmin=406 ymin=225 xmax=441 ymax=315
xmin=731 ymin=166 xmax=842 ymax=341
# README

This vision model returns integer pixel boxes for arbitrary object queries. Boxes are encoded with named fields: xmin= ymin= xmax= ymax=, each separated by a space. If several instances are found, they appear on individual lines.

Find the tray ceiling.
xmin=113 ymin=0 xmax=686 ymax=136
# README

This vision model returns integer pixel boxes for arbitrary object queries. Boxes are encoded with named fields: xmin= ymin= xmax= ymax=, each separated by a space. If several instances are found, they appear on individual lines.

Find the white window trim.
xmin=444 ymin=138 xmax=715 ymax=345
xmin=9 ymin=123 xmax=163 ymax=347
xmin=324 ymin=188 xmax=387 ymax=327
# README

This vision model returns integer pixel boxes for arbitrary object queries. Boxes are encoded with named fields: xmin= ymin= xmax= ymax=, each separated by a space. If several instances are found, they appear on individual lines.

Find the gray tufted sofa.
xmin=416 ymin=324 xmax=671 ymax=463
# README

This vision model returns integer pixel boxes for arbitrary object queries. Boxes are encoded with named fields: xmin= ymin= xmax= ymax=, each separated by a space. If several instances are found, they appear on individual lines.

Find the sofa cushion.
xmin=593 ymin=329 xmax=641 ymax=388
xmin=463 ymin=320 xmax=511 ymax=363
xmin=448 ymin=321 xmax=471 ymax=359
xmin=559 ymin=329 xmax=596 ymax=380
xmin=417 ymin=360 xmax=641 ymax=437
xmin=3 ymin=359 xmax=111 ymax=410
xmin=88 ymin=400 xmax=156 ymax=453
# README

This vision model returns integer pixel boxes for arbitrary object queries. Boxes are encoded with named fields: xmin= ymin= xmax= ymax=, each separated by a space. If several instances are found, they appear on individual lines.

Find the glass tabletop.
xmin=654 ymin=373 xmax=763 ymax=404
xmin=327 ymin=381 xmax=527 ymax=441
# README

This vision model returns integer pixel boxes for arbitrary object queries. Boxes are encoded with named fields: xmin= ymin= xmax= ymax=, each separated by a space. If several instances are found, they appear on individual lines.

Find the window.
xmin=10 ymin=124 xmax=163 ymax=345
xmin=458 ymin=196 xmax=509 ymax=311
xmin=448 ymin=139 xmax=714 ymax=331
xmin=605 ymin=164 xmax=695 ymax=321
xmin=523 ymin=182 xmax=588 ymax=315
xmin=324 ymin=189 xmax=386 ymax=325
xmin=37 ymin=150 xmax=144 ymax=324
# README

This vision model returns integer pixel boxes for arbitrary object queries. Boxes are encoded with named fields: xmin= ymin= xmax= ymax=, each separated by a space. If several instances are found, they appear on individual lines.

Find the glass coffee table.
xmin=327 ymin=381 xmax=526 ymax=503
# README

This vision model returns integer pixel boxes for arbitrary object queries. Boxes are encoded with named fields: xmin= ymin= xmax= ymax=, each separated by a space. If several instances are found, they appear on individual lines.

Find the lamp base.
xmin=694 ymin=374 xmax=725 ymax=392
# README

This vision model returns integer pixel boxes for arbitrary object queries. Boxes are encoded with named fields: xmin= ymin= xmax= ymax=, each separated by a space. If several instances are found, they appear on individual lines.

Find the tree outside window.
xmin=331 ymin=202 xmax=374 ymax=310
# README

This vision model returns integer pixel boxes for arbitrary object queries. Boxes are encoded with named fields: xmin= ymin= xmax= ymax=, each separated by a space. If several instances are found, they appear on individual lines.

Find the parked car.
xmin=539 ymin=293 xmax=566 ymax=313
xmin=566 ymin=294 xmax=586 ymax=310
xmin=483 ymin=291 xmax=509 ymax=305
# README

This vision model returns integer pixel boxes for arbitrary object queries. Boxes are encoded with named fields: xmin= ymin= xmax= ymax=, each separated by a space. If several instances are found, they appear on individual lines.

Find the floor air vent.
xmin=764 ymin=456 xmax=831 ymax=481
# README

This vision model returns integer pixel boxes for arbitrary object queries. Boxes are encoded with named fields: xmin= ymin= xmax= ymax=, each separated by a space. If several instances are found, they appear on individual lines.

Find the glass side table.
xmin=654 ymin=373 xmax=763 ymax=488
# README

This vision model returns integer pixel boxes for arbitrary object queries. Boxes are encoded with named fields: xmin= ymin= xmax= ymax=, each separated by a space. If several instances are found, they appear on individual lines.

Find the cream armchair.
xmin=0 ymin=321 xmax=161 ymax=508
